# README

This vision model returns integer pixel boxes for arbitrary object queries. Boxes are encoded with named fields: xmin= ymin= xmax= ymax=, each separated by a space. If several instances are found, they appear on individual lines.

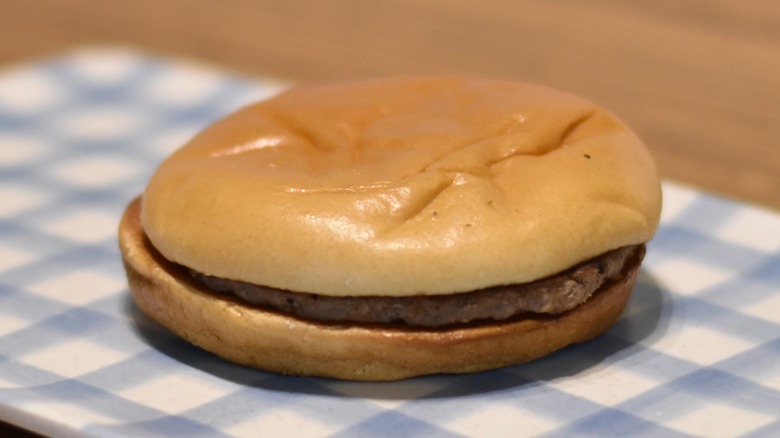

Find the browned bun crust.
xmin=120 ymin=198 xmax=639 ymax=381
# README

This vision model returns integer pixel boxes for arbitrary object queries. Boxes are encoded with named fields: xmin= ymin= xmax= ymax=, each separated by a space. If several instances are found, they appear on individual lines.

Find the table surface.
xmin=1 ymin=0 xmax=779 ymax=210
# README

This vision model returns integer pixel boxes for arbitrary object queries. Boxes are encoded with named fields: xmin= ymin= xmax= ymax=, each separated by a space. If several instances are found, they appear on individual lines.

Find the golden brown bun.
xmin=141 ymin=76 xmax=660 ymax=297
xmin=121 ymin=198 xmax=639 ymax=381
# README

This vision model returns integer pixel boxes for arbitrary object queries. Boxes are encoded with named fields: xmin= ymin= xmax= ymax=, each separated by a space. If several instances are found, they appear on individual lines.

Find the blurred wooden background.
xmin=1 ymin=0 xmax=779 ymax=209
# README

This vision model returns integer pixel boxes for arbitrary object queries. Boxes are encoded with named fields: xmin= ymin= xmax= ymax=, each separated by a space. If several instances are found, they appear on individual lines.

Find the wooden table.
xmin=2 ymin=0 xmax=779 ymax=210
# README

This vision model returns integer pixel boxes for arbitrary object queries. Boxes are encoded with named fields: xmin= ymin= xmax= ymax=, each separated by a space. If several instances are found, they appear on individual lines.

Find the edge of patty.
xmin=190 ymin=245 xmax=644 ymax=327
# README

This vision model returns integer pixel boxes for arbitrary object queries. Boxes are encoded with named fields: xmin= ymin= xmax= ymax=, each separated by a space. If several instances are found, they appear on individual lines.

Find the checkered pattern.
xmin=1 ymin=47 xmax=779 ymax=437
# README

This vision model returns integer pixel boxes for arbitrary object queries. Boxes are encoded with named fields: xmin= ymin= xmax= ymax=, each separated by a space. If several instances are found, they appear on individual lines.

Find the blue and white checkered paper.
xmin=1 ymin=47 xmax=779 ymax=438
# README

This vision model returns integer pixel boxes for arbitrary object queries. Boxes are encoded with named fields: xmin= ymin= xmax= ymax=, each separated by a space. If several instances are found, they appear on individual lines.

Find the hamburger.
xmin=119 ymin=76 xmax=661 ymax=381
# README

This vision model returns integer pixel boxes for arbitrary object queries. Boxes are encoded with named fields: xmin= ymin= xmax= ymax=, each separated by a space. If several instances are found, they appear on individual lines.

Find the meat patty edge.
xmin=189 ymin=245 xmax=644 ymax=327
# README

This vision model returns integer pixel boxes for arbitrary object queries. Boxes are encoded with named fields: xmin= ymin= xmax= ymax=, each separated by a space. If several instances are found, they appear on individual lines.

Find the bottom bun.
xmin=119 ymin=198 xmax=639 ymax=381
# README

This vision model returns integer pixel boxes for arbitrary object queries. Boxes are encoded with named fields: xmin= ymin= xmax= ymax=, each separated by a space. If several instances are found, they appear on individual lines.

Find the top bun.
xmin=142 ymin=76 xmax=661 ymax=297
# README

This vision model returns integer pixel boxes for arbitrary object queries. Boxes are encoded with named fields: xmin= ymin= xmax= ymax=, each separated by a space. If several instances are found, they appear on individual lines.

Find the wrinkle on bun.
xmin=141 ymin=76 xmax=661 ymax=297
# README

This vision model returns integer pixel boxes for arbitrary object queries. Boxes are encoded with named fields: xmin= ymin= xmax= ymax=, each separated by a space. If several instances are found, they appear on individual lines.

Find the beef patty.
xmin=190 ymin=245 xmax=643 ymax=327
